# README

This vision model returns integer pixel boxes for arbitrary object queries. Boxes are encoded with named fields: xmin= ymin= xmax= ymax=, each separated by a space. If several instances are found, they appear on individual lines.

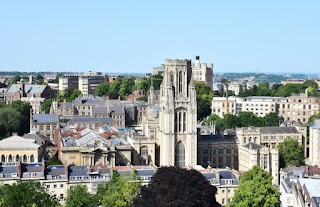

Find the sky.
xmin=0 ymin=1 xmax=319 ymax=74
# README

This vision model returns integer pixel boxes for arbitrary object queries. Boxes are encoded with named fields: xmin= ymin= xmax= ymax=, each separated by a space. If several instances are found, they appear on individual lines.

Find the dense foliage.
xmin=0 ymin=100 xmax=31 ymax=139
xmin=56 ymin=89 xmax=82 ymax=102
xmin=102 ymin=171 xmax=141 ymax=207
xmin=203 ymin=112 xmax=280 ymax=129
xmin=228 ymin=166 xmax=280 ymax=207
xmin=41 ymin=99 xmax=52 ymax=113
xmin=278 ymin=137 xmax=305 ymax=168
xmin=195 ymin=84 xmax=214 ymax=121
xmin=65 ymin=185 xmax=97 ymax=207
xmin=239 ymin=80 xmax=319 ymax=97
xmin=134 ymin=167 xmax=220 ymax=207
xmin=0 ymin=181 xmax=59 ymax=207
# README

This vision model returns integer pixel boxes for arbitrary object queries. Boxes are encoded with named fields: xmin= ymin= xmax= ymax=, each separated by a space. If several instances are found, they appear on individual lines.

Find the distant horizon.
xmin=1 ymin=1 xmax=319 ymax=73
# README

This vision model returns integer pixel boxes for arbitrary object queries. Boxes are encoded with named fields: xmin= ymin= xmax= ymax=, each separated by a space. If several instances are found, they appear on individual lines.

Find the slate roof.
xmin=73 ymin=96 xmax=106 ymax=106
xmin=33 ymin=114 xmax=59 ymax=124
xmin=243 ymin=142 xmax=264 ymax=150
xmin=92 ymin=106 xmax=124 ymax=115
xmin=69 ymin=166 xmax=89 ymax=177
xmin=260 ymin=127 xmax=299 ymax=134
xmin=6 ymin=84 xmax=47 ymax=94
xmin=23 ymin=133 xmax=48 ymax=145
xmin=218 ymin=169 xmax=238 ymax=185
xmin=0 ymin=163 xmax=19 ymax=178
xmin=0 ymin=135 xmax=40 ymax=149
xmin=22 ymin=163 xmax=43 ymax=173
xmin=72 ymin=117 xmax=114 ymax=123
xmin=45 ymin=165 xmax=66 ymax=177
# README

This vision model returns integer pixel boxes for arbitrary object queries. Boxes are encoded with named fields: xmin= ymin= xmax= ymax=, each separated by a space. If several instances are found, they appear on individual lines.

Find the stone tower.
xmin=159 ymin=59 xmax=197 ymax=167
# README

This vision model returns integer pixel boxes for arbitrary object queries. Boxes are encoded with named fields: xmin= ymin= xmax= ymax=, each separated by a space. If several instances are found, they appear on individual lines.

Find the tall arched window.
xmin=1 ymin=155 xmax=5 ymax=162
xmin=23 ymin=155 xmax=28 ymax=162
xmin=140 ymin=146 xmax=149 ymax=165
xmin=30 ymin=155 xmax=35 ymax=163
xmin=8 ymin=155 xmax=12 ymax=162
xmin=179 ymin=71 xmax=183 ymax=93
xmin=16 ymin=155 xmax=20 ymax=162
xmin=183 ymin=112 xmax=186 ymax=132
xmin=175 ymin=142 xmax=185 ymax=168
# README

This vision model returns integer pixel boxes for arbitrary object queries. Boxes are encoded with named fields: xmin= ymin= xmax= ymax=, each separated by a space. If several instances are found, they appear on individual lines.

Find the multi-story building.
xmin=31 ymin=114 xmax=60 ymax=141
xmin=196 ymin=166 xmax=239 ymax=207
xmin=59 ymin=71 xmax=106 ymax=96
xmin=227 ymin=81 xmax=243 ymax=96
xmin=309 ymin=119 xmax=320 ymax=167
xmin=212 ymin=94 xmax=320 ymax=124
xmin=192 ymin=56 xmax=213 ymax=89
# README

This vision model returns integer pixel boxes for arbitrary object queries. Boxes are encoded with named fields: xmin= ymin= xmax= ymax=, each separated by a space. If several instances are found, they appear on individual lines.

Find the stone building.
xmin=192 ymin=56 xmax=213 ymax=89
xmin=211 ymin=94 xmax=320 ymax=124
xmin=308 ymin=119 xmax=320 ymax=167
xmin=60 ymin=128 xmax=131 ymax=167
xmin=0 ymin=135 xmax=46 ymax=163
xmin=4 ymin=80 xmax=54 ymax=104
xmin=158 ymin=59 xmax=197 ymax=167
xmin=30 ymin=114 xmax=60 ymax=141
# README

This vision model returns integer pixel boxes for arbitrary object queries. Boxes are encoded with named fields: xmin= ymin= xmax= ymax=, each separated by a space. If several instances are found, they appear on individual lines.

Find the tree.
xmin=95 ymin=83 xmax=109 ymax=97
xmin=36 ymin=74 xmax=44 ymax=80
xmin=10 ymin=100 xmax=31 ymax=135
xmin=196 ymin=84 xmax=214 ymax=121
xmin=109 ymin=80 xmax=121 ymax=94
xmin=0 ymin=180 xmax=59 ymax=207
xmin=119 ymin=78 xmax=135 ymax=99
xmin=262 ymin=112 xmax=280 ymax=126
xmin=278 ymin=137 xmax=305 ymax=168
xmin=10 ymin=75 xmax=21 ymax=84
xmin=41 ymin=99 xmax=52 ymax=114
xmin=237 ymin=111 xmax=261 ymax=127
xmin=0 ymin=107 xmax=21 ymax=139
xmin=102 ymin=171 xmax=141 ymax=207
xmin=37 ymin=79 xmax=46 ymax=85
xmin=228 ymin=166 xmax=280 ymax=207
xmin=135 ymin=78 xmax=149 ymax=95
xmin=65 ymin=185 xmax=96 ymax=207
xmin=136 ymin=96 xmax=148 ymax=102
xmin=133 ymin=167 xmax=220 ymax=207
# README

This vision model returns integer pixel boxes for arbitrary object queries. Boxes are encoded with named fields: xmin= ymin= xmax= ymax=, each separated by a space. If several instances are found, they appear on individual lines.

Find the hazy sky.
xmin=0 ymin=1 xmax=319 ymax=73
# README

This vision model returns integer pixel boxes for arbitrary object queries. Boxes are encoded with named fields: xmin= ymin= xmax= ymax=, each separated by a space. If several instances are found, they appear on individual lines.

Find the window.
xmin=60 ymin=184 xmax=64 ymax=188
xmin=53 ymin=184 xmax=57 ymax=189
xmin=222 ymin=199 xmax=225 ymax=204
xmin=140 ymin=146 xmax=148 ymax=157
xmin=175 ymin=142 xmax=185 ymax=168
xmin=1 ymin=155 xmax=5 ymax=162
xmin=60 ymin=194 xmax=64 ymax=200
xmin=8 ymin=154 xmax=12 ymax=162
xmin=30 ymin=155 xmax=34 ymax=163
xmin=202 ymin=149 xmax=208 ymax=155
xmin=219 ymin=149 xmax=224 ymax=154
xmin=16 ymin=155 xmax=20 ymax=162
xmin=46 ymin=185 xmax=50 ymax=189
xmin=23 ymin=155 xmax=28 ymax=162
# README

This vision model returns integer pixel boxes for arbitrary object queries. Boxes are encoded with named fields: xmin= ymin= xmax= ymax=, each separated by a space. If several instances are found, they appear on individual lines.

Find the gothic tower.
xmin=159 ymin=59 xmax=197 ymax=167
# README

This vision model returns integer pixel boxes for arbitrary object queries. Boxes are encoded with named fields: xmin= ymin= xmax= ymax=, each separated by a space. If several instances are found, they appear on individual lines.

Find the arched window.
xmin=183 ymin=112 xmax=186 ymax=132
xmin=8 ymin=155 xmax=12 ymax=162
xmin=30 ymin=155 xmax=34 ymax=163
xmin=179 ymin=71 xmax=183 ymax=93
xmin=244 ymin=137 xmax=247 ymax=144
xmin=174 ymin=112 xmax=178 ymax=133
xmin=23 ymin=155 xmax=28 ymax=163
xmin=175 ymin=142 xmax=185 ymax=168
xmin=179 ymin=112 xmax=182 ymax=132
xmin=254 ymin=137 xmax=257 ymax=143
xmin=16 ymin=155 xmax=20 ymax=162
xmin=1 ymin=155 xmax=5 ymax=162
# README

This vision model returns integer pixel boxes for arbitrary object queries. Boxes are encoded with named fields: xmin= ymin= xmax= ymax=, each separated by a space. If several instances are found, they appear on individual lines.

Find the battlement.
xmin=165 ymin=59 xmax=191 ymax=65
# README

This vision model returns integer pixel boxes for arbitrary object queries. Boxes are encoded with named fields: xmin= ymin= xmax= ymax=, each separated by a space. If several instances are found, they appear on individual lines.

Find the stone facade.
xmin=159 ymin=59 xmax=197 ymax=167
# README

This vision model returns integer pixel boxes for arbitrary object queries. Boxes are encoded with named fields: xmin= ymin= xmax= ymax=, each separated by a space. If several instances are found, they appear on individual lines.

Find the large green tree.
xmin=195 ymin=84 xmax=214 ymax=121
xmin=0 ymin=181 xmax=59 ymax=207
xmin=119 ymin=78 xmax=135 ymax=99
xmin=102 ymin=171 xmax=141 ymax=207
xmin=278 ymin=137 xmax=305 ymax=168
xmin=237 ymin=111 xmax=261 ymax=127
xmin=109 ymin=80 xmax=121 ymax=94
xmin=134 ymin=167 xmax=220 ymax=207
xmin=65 ymin=185 xmax=97 ymax=207
xmin=0 ymin=107 xmax=21 ymax=139
xmin=9 ymin=100 xmax=31 ymax=135
xmin=228 ymin=166 xmax=280 ymax=207
xmin=95 ymin=83 xmax=110 ymax=97
xmin=262 ymin=112 xmax=280 ymax=126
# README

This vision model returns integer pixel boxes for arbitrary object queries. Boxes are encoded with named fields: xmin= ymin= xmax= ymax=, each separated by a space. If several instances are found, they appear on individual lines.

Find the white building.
xmin=192 ymin=56 xmax=213 ymax=89
xmin=309 ymin=119 xmax=320 ymax=167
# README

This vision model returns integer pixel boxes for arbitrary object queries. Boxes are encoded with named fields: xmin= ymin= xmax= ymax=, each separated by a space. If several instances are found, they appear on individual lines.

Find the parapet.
xmin=165 ymin=59 xmax=191 ymax=66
